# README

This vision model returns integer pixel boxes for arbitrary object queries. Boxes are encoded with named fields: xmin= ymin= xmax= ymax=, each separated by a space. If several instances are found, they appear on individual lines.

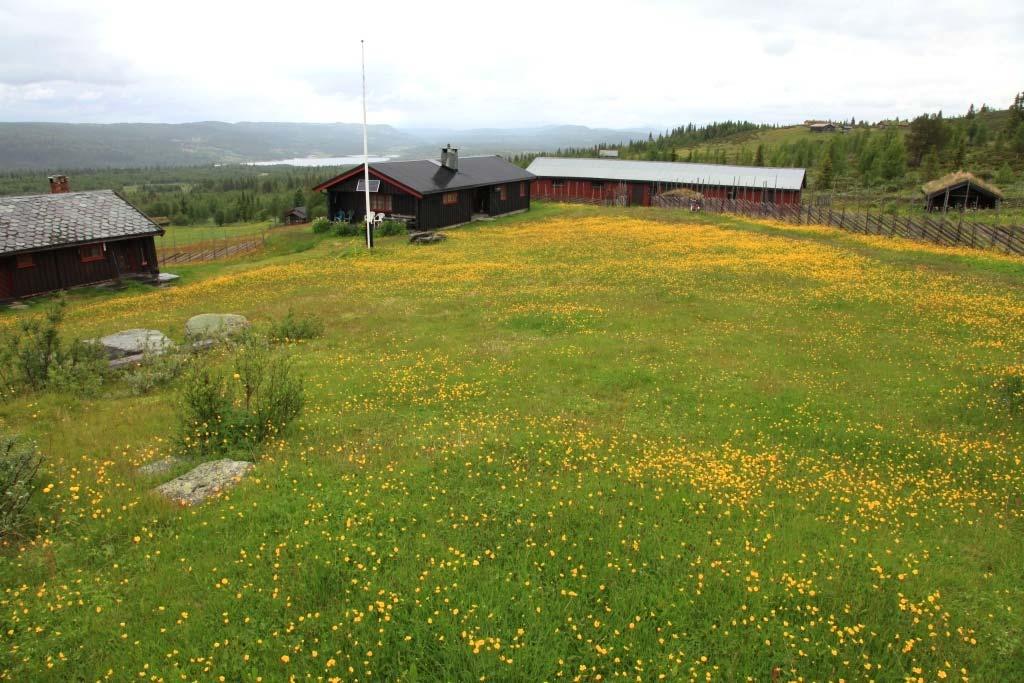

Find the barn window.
xmin=442 ymin=192 xmax=459 ymax=206
xmin=520 ymin=182 xmax=526 ymax=198
xmin=552 ymin=179 xmax=565 ymax=189
xmin=15 ymin=254 xmax=34 ymax=269
xmin=79 ymin=244 xmax=105 ymax=263
xmin=370 ymin=194 xmax=392 ymax=212
xmin=497 ymin=186 xmax=508 ymax=201
xmin=591 ymin=181 xmax=604 ymax=190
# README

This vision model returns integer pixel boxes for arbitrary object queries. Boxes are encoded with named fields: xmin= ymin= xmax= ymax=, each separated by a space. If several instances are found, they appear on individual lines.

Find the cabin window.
xmin=442 ymin=191 xmax=459 ymax=206
xmin=591 ymin=181 xmax=604 ymax=190
xmin=497 ymin=186 xmax=508 ymax=201
xmin=79 ymin=244 xmax=105 ymax=263
xmin=15 ymin=254 xmax=34 ymax=269
xmin=370 ymin=194 xmax=392 ymax=213
xmin=520 ymin=182 xmax=526 ymax=198
xmin=552 ymin=179 xmax=565 ymax=189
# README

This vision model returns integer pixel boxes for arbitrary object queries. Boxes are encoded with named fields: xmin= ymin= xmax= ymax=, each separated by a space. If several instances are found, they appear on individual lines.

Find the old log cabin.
xmin=313 ymin=146 xmax=534 ymax=231
xmin=527 ymin=157 xmax=806 ymax=206
xmin=0 ymin=177 xmax=163 ymax=301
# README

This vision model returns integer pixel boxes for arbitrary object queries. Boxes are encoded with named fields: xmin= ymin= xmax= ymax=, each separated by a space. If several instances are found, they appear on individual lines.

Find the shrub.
xmin=47 ymin=339 xmax=108 ymax=398
xmin=0 ymin=435 xmax=42 ymax=539
xmin=333 ymin=221 xmax=362 ymax=237
xmin=122 ymin=349 xmax=191 ymax=396
xmin=178 ymin=338 xmax=304 ymax=457
xmin=376 ymin=220 xmax=407 ymax=236
xmin=1 ymin=296 xmax=106 ymax=395
xmin=311 ymin=217 xmax=332 ymax=234
xmin=268 ymin=309 xmax=324 ymax=342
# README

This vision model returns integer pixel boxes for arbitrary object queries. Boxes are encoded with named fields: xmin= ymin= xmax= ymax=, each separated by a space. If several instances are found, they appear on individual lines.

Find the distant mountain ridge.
xmin=0 ymin=121 xmax=651 ymax=170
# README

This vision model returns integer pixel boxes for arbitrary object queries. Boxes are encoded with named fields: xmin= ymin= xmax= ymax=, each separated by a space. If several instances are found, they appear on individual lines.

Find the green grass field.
xmin=2 ymin=204 xmax=1023 ymax=681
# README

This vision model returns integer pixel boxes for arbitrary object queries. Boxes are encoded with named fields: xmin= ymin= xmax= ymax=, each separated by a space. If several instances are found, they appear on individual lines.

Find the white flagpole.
xmin=361 ymin=39 xmax=373 ymax=249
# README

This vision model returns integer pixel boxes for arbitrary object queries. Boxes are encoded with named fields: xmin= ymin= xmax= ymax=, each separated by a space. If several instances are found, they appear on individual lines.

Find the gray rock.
xmin=409 ymin=231 xmax=447 ymax=245
xmin=137 ymin=456 xmax=182 ymax=477
xmin=157 ymin=272 xmax=180 ymax=283
xmin=154 ymin=459 xmax=254 ymax=506
xmin=185 ymin=313 xmax=250 ymax=341
xmin=93 ymin=329 xmax=175 ymax=359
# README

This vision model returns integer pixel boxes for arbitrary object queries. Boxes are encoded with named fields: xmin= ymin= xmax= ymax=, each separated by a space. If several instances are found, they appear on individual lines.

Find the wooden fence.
xmin=653 ymin=196 xmax=1024 ymax=256
xmin=157 ymin=234 xmax=265 ymax=265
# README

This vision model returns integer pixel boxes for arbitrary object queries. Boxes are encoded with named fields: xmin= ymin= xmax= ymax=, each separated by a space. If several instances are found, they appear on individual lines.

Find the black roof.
xmin=0 ymin=190 xmax=163 ymax=257
xmin=317 ymin=155 xmax=534 ymax=196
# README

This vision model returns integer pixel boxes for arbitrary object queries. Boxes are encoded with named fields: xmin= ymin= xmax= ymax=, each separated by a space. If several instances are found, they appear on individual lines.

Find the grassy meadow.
xmin=1 ymin=203 xmax=1023 ymax=681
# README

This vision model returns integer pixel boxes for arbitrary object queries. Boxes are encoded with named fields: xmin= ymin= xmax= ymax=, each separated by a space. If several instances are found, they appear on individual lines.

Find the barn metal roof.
xmin=314 ymin=155 xmax=534 ymax=195
xmin=0 ymin=189 xmax=163 ymax=257
xmin=526 ymin=157 xmax=806 ymax=191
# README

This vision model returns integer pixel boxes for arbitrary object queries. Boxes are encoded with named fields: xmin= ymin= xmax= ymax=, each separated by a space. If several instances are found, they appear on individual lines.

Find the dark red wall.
xmin=0 ymin=237 xmax=158 ymax=301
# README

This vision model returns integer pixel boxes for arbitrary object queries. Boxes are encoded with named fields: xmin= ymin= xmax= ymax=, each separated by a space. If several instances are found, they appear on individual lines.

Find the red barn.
xmin=526 ymin=157 xmax=806 ymax=206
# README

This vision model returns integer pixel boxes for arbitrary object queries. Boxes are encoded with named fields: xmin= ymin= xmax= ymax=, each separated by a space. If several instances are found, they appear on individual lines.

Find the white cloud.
xmin=0 ymin=0 xmax=1020 ymax=127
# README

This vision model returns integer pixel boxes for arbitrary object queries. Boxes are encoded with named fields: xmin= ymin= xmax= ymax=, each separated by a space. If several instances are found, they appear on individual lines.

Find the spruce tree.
xmin=816 ymin=154 xmax=834 ymax=190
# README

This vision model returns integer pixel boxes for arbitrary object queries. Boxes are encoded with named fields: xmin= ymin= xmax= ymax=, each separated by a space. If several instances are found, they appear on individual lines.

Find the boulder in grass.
xmin=154 ymin=459 xmax=254 ymax=506
xmin=184 ymin=314 xmax=250 ymax=342
xmin=94 ymin=329 xmax=175 ymax=360
xmin=409 ymin=231 xmax=447 ymax=245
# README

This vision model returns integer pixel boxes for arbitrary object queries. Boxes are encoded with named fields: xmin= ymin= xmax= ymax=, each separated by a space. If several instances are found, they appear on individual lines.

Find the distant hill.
xmin=0 ymin=121 xmax=651 ymax=170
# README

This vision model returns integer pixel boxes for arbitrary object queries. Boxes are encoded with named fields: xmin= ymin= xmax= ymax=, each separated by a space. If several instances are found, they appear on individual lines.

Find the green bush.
xmin=47 ymin=340 xmax=108 ymax=398
xmin=376 ymin=220 xmax=407 ymax=236
xmin=178 ymin=338 xmax=304 ymax=457
xmin=268 ymin=309 xmax=324 ymax=342
xmin=311 ymin=217 xmax=332 ymax=234
xmin=0 ymin=435 xmax=42 ymax=539
xmin=1 ymin=296 xmax=107 ymax=396
xmin=333 ymin=221 xmax=362 ymax=237
xmin=122 ymin=349 xmax=191 ymax=396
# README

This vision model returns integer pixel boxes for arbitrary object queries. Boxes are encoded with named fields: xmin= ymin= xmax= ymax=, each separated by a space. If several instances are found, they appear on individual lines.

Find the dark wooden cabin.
xmin=312 ymin=147 xmax=534 ymax=231
xmin=0 ymin=186 xmax=163 ymax=301
xmin=922 ymin=172 xmax=1002 ymax=211
xmin=526 ymin=157 xmax=806 ymax=206
xmin=283 ymin=206 xmax=308 ymax=224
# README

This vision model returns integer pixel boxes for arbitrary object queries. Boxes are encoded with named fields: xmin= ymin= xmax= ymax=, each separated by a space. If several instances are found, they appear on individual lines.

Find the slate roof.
xmin=314 ymin=156 xmax=534 ymax=196
xmin=0 ymin=190 xmax=163 ymax=257
xmin=526 ymin=157 xmax=807 ymax=191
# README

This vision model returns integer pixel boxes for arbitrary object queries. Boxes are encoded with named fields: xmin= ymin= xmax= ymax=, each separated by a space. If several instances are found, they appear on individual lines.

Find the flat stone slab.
xmin=409 ymin=231 xmax=447 ymax=244
xmin=137 ymin=456 xmax=182 ymax=477
xmin=157 ymin=272 xmax=180 ymax=283
xmin=185 ymin=313 xmax=250 ymax=341
xmin=94 ymin=329 xmax=175 ymax=359
xmin=154 ymin=459 xmax=254 ymax=506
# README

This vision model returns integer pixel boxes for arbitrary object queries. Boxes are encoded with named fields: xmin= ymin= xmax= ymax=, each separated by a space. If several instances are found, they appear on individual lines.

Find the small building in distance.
xmin=808 ymin=122 xmax=836 ymax=133
xmin=598 ymin=149 xmax=619 ymax=158
xmin=283 ymin=206 xmax=308 ymax=224
xmin=0 ymin=176 xmax=164 ymax=301
xmin=312 ymin=146 xmax=534 ymax=231
xmin=526 ymin=157 xmax=806 ymax=206
xmin=922 ymin=171 xmax=1003 ymax=211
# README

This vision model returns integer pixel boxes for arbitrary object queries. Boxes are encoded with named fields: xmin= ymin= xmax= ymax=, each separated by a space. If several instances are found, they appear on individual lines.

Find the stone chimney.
xmin=48 ymin=175 xmax=70 ymax=194
xmin=440 ymin=144 xmax=459 ymax=172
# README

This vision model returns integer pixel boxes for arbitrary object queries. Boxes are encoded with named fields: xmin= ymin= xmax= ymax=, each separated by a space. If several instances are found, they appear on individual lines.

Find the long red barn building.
xmin=526 ymin=157 xmax=806 ymax=206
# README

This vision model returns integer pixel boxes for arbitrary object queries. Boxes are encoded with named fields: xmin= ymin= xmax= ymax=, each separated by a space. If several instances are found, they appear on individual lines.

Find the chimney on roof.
xmin=48 ymin=175 xmax=70 ymax=194
xmin=440 ymin=144 xmax=459 ymax=172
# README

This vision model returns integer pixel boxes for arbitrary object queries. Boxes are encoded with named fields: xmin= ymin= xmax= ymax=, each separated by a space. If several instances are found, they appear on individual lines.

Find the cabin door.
xmin=473 ymin=188 xmax=490 ymax=215
xmin=629 ymin=184 xmax=645 ymax=206
xmin=0 ymin=263 xmax=12 ymax=300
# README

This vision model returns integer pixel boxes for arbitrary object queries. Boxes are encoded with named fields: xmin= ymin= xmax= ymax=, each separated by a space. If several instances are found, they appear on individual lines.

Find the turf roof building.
xmin=312 ymin=146 xmax=535 ymax=231
xmin=526 ymin=157 xmax=806 ymax=206
xmin=0 ymin=179 xmax=163 ymax=301
xmin=921 ymin=171 xmax=1003 ymax=211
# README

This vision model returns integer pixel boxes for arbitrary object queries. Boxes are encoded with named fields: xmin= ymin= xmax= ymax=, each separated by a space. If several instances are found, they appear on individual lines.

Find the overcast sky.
xmin=0 ymin=0 xmax=1021 ymax=130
